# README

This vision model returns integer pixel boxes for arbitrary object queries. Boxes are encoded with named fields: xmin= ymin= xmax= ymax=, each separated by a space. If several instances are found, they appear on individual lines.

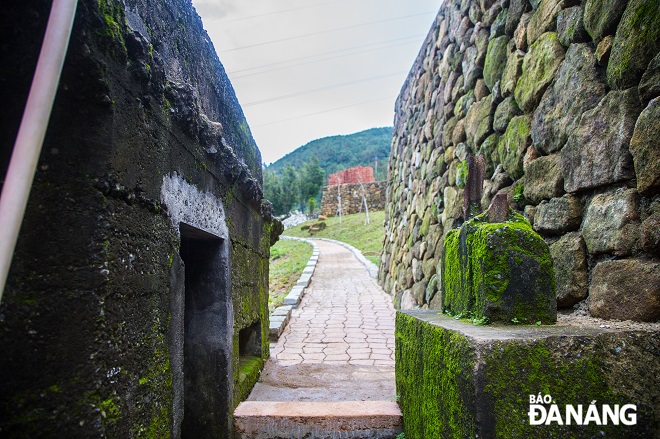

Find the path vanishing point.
xmin=234 ymin=239 xmax=403 ymax=438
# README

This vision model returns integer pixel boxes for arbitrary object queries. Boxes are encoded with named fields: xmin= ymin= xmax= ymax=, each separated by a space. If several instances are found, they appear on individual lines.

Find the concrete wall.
xmin=379 ymin=0 xmax=659 ymax=321
xmin=320 ymin=181 xmax=387 ymax=216
xmin=0 ymin=0 xmax=280 ymax=437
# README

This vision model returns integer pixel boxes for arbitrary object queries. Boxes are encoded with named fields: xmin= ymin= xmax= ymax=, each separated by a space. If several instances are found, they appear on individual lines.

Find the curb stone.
xmin=269 ymin=237 xmax=318 ymax=341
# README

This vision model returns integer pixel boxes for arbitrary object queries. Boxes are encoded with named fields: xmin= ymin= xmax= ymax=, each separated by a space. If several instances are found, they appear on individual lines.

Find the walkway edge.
xmin=310 ymin=237 xmax=379 ymax=279
xmin=269 ymin=236 xmax=318 ymax=341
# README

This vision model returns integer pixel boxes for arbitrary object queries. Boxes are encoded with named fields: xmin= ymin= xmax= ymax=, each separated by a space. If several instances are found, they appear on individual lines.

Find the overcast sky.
xmin=191 ymin=0 xmax=441 ymax=165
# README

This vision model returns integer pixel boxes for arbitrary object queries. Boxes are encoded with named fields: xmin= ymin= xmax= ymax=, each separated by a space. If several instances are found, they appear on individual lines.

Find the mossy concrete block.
xmin=514 ymin=32 xmax=565 ymax=113
xmin=441 ymin=211 xmax=556 ymax=323
xmin=606 ymin=0 xmax=660 ymax=90
xmin=583 ymin=0 xmax=627 ymax=42
xmin=498 ymin=115 xmax=531 ymax=179
xmin=396 ymin=311 xmax=660 ymax=439
xmin=483 ymin=35 xmax=510 ymax=90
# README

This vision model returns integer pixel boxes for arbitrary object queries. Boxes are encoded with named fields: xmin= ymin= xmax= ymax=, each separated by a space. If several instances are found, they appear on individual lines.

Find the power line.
xmin=221 ymin=11 xmax=436 ymax=53
xmin=230 ymin=35 xmax=426 ymax=80
xmin=210 ymin=0 xmax=353 ymax=24
xmin=242 ymin=71 xmax=406 ymax=107
xmin=254 ymin=95 xmax=396 ymax=127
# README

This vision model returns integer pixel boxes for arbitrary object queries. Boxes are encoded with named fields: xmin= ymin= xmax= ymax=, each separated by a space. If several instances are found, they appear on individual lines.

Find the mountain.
xmin=266 ymin=127 xmax=393 ymax=180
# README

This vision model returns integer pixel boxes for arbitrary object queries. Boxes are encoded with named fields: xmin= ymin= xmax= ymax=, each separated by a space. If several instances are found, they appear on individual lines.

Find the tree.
xmin=299 ymin=156 xmax=325 ymax=205
xmin=307 ymin=197 xmax=317 ymax=215
xmin=280 ymin=164 xmax=300 ymax=213
xmin=263 ymin=169 xmax=285 ymax=215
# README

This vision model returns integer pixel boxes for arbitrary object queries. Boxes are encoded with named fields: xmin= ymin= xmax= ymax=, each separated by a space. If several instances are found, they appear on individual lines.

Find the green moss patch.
xmin=441 ymin=211 xmax=556 ymax=323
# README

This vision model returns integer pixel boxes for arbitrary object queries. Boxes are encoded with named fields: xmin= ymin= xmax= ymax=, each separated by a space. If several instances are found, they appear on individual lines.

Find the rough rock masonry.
xmin=378 ymin=0 xmax=660 ymax=323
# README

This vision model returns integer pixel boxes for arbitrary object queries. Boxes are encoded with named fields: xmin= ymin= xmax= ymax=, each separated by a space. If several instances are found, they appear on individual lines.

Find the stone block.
xmin=531 ymin=43 xmax=606 ymax=155
xmin=562 ymin=89 xmax=640 ymax=193
xmin=514 ymin=32 xmax=565 ymax=113
xmin=533 ymin=195 xmax=582 ymax=234
xmin=606 ymin=0 xmax=660 ymax=90
xmin=583 ymin=0 xmax=627 ymax=42
xmin=641 ymin=212 xmax=660 ymax=256
xmin=396 ymin=311 xmax=659 ymax=439
xmin=501 ymin=49 xmax=525 ymax=98
xmin=284 ymin=286 xmax=305 ymax=306
xmin=465 ymin=94 xmax=495 ymax=147
xmin=589 ymin=259 xmax=660 ymax=322
xmin=523 ymin=154 xmax=564 ymax=204
xmin=498 ymin=115 xmax=531 ymax=179
xmin=639 ymin=52 xmax=660 ymax=105
xmin=549 ymin=232 xmax=588 ymax=307
xmin=527 ymin=0 xmax=565 ymax=46
xmin=234 ymin=401 xmax=402 ymax=439
xmin=582 ymin=189 xmax=639 ymax=256
xmin=483 ymin=35 xmax=509 ymax=91
xmin=630 ymin=97 xmax=660 ymax=196
xmin=296 ymin=273 xmax=312 ymax=288
xmin=441 ymin=211 xmax=556 ymax=323
xmin=557 ymin=6 xmax=589 ymax=46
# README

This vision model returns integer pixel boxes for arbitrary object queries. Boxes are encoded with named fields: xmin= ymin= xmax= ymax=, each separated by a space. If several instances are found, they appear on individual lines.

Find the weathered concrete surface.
xmin=234 ymin=401 xmax=402 ymax=439
xmin=396 ymin=311 xmax=660 ymax=439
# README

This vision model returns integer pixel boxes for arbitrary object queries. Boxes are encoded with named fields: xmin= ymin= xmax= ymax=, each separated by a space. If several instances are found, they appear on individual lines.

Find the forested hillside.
xmin=264 ymin=127 xmax=393 ymax=215
xmin=266 ymin=127 xmax=392 ymax=180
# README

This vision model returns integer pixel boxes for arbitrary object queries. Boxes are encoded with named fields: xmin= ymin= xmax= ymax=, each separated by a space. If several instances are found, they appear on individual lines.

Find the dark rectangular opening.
xmin=239 ymin=321 xmax=261 ymax=358
xmin=177 ymin=224 xmax=232 ymax=438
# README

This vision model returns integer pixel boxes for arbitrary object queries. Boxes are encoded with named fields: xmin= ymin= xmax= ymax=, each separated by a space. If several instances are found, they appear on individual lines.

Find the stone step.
xmin=233 ymin=401 xmax=402 ymax=439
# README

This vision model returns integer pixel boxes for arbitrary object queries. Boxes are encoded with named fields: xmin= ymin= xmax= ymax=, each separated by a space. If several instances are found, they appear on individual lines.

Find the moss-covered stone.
xmin=584 ymin=0 xmax=628 ymax=42
xmin=527 ymin=0 xmax=565 ymax=46
xmin=630 ymin=97 xmax=660 ymax=196
xmin=396 ymin=311 xmax=660 ymax=439
xmin=441 ymin=210 xmax=556 ymax=323
xmin=606 ymin=0 xmax=660 ymax=90
xmin=514 ymin=32 xmax=565 ymax=113
xmin=497 ymin=115 xmax=531 ymax=180
xmin=464 ymin=94 xmax=495 ymax=148
xmin=483 ymin=35 xmax=509 ymax=90
xmin=395 ymin=313 xmax=476 ymax=439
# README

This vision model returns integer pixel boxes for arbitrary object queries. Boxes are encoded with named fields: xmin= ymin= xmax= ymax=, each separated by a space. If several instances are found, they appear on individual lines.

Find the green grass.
xmin=269 ymin=239 xmax=313 ymax=312
xmin=283 ymin=211 xmax=385 ymax=265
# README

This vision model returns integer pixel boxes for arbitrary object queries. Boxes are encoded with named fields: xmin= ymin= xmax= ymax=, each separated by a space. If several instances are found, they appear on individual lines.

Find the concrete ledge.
xmin=234 ymin=401 xmax=402 ymax=439
xmin=396 ymin=311 xmax=660 ymax=438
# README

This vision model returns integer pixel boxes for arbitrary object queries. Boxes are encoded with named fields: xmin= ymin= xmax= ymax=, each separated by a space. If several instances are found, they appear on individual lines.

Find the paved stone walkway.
xmin=247 ymin=239 xmax=397 ymax=402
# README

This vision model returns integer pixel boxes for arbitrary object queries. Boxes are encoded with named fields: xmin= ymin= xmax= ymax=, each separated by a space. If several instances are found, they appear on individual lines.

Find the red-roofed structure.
xmin=327 ymin=166 xmax=375 ymax=185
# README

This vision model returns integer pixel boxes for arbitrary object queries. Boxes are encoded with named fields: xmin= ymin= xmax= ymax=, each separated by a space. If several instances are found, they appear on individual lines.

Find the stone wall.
xmin=379 ymin=0 xmax=659 ymax=321
xmin=0 ymin=0 xmax=280 ymax=437
xmin=320 ymin=181 xmax=387 ymax=216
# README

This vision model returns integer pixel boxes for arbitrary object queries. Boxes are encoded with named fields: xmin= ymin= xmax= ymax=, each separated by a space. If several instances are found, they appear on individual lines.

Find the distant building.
xmin=321 ymin=166 xmax=386 ymax=216
xmin=327 ymin=165 xmax=375 ymax=185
